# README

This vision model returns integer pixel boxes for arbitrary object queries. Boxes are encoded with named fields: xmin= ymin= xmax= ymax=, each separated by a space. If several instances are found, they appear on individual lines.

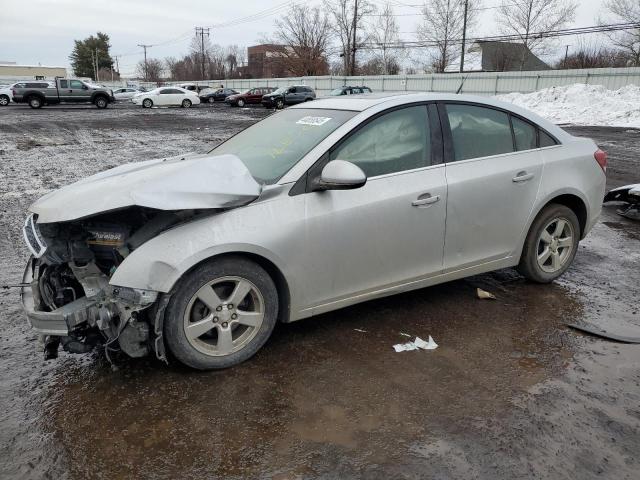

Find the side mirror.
xmin=312 ymin=160 xmax=367 ymax=191
xmin=82 ymin=85 xmax=89 ymax=90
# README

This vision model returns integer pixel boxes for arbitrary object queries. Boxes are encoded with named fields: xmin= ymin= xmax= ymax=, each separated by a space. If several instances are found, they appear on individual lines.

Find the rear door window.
xmin=511 ymin=116 xmax=537 ymax=151
xmin=445 ymin=104 xmax=514 ymax=161
xmin=59 ymin=80 xmax=68 ymax=88
xmin=540 ymin=130 xmax=558 ymax=147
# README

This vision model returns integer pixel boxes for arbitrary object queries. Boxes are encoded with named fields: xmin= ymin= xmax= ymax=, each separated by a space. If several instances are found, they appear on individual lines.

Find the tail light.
xmin=594 ymin=149 xmax=607 ymax=173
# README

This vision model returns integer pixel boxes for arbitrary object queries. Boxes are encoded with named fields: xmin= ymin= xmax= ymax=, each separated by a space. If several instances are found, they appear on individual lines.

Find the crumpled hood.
xmin=31 ymin=153 xmax=261 ymax=223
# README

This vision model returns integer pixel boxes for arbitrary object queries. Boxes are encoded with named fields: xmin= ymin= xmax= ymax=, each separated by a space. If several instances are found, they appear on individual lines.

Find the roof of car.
xmin=290 ymin=92 xmax=513 ymax=113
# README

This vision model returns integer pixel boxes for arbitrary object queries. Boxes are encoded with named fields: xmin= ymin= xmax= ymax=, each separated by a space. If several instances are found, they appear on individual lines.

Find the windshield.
xmin=272 ymin=87 xmax=286 ymax=94
xmin=329 ymin=88 xmax=345 ymax=96
xmin=209 ymin=108 xmax=357 ymax=184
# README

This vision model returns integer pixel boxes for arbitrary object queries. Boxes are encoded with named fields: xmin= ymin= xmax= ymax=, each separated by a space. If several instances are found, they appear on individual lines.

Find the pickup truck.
xmin=11 ymin=78 xmax=115 ymax=109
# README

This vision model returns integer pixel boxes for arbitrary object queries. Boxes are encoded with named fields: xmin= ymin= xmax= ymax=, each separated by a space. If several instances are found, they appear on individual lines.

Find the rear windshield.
xmin=209 ymin=108 xmax=357 ymax=184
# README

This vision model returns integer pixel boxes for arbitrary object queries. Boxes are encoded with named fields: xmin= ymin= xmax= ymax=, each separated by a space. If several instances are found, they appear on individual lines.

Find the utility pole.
xmin=137 ymin=44 xmax=152 ymax=81
xmin=351 ymin=0 xmax=358 ymax=76
xmin=460 ymin=0 xmax=469 ymax=73
xmin=95 ymin=47 xmax=100 ymax=81
xmin=195 ymin=27 xmax=210 ymax=80
xmin=564 ymin=44 xmax=570 ymax=67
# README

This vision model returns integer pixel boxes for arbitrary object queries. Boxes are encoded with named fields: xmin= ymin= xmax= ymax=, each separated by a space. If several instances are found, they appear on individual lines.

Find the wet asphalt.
xmin=0 ymin=103 xmax=639 ymax=479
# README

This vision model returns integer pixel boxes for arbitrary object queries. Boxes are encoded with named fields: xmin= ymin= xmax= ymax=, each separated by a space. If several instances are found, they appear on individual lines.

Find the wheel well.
xmin=178 ymin=252 xmax=291 ymax=323
xmin=544 ymin=194 xmax=587 ymax=237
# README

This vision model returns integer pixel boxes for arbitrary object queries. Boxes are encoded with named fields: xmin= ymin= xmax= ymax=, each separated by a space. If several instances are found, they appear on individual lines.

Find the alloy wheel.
xmin=183 ymin=276 xmax=265 ymax=357
xmin=536 ymin=217 xmax=575 ymax=273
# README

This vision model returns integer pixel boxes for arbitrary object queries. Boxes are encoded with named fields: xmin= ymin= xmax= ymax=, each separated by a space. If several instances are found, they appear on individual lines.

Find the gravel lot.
xmin=0 ymin=103 xmax=639 ymax=480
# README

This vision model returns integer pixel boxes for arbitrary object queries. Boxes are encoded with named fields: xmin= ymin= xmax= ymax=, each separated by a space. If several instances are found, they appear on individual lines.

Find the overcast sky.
xmin=0 ymin=0 xmax=610 ymax=75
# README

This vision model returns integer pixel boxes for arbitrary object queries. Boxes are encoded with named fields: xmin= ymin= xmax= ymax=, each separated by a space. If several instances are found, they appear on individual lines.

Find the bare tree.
xmin=367 ymin=2 xmax=404 ymax=74
xmin=325 ymin=0 xmax=376 ymax=75
xmin=136 ymin=58 xmax=163 ymax=82
xmin=417 ymin=0 xmax=480 ymax=73
xmin=556 ymin=38 xmax=631 ymax=68
xmin=601 ymin=0 xmax=640 ymax=66
xmin=273 ymin=5 xmax=332 ymax=76
xmin=495 ymin=0 xmax=577 ymax=67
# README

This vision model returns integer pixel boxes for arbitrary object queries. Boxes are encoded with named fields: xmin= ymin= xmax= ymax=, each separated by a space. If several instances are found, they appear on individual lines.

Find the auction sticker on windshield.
xmin=296 ymin=116 xmax=332 ymax=126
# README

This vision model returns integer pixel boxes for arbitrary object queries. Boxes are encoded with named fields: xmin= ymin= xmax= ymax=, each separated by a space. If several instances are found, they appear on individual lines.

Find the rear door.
xmin=248 ymin=89 xmax=262 ymax=104
xmin=440 ymin=102 xmax=543 ymax=271
xmin=57 ymin=79 xmax=71 ymax=102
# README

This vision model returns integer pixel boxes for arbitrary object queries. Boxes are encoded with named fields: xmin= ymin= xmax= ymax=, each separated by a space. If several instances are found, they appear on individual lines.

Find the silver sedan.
xmin=21 ymin=93 xmax=607 ymax=369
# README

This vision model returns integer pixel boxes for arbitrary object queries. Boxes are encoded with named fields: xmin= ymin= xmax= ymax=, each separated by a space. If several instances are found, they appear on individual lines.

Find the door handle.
xmin=412 ymin=194 xmax=440 ymax=207
xmin=512 ymin=172 xmax=534 ymax=183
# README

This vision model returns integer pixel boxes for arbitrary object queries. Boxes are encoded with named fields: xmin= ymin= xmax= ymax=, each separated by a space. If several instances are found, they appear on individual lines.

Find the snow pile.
xmin=496 ymin=83 xmax=640 ymax=128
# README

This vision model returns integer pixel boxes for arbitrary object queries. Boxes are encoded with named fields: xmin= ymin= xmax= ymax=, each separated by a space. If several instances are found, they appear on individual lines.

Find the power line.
xmin=357 ymin=22 xmax=640 ymax=49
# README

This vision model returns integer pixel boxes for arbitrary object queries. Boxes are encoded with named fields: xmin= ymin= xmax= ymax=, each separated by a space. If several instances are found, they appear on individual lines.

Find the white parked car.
xmin=0 ymin=84 xmax=12 ymax=106
xmin=132 ymin=87 xmax=200 ymax=108
xmin=113 ymin=88 xmax=140 ymax=101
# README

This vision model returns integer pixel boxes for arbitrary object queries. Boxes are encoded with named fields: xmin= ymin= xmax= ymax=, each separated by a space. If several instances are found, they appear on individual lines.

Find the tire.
xmin=182 ymin=99 xmax=192 ymax=108
xmin=237 ymin=99 xmax=245 ymax=107
xmin=142 ymin=98 xmax=153 ymax=108
xmin=28 ymin=96 xmax=43 ymax=109
xmin=0 ymin=95 xmax=9 ymax=106
xmin=208 ymin=97 xmax=215 ymax=104
xmin=164 ymin=256 xmax=279 ymax=370
xmin=517 ymin=204 xmax=580 ymax=283
xmin=275 ymin=99 xmax=284 ymax=109
xmin=94 ymin=96 xmax=108 ymax=109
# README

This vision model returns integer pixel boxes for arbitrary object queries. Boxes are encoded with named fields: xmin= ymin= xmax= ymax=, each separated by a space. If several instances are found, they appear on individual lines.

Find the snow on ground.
xmin=496 ymin=83 xmax=640 ymax=128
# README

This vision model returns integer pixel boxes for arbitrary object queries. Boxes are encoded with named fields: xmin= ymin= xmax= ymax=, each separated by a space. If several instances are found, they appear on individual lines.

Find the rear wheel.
xmin=237 ymin=98 xmax=245 ymax=107
xmin=142 ymin=98 xmax=153 ymax=108
xmin=28 ymin=96 xmax=43 ymax=109
xmin=0 ymin=95 xmax=9 ymax=106
xmin=182 ymin=99 xmax=192 ymax=108
xmin=94 ymin=96 xmax=108 ymax=109
xmin=517 ymin=204 xmax=580 ymax=283
xmin=164 ymin=257 xmax=279 ymax=370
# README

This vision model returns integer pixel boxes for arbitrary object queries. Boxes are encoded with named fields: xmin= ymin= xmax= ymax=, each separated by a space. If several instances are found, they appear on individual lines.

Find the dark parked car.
xmin=261 ymin=85 xmax=316 ymax=109
xmin=225 ymin=87 xmax=276 ymax=107
xmin=329 ymin=86 xmax=373 ymax=96
xmin=199 ymin=88 xmax=238 ymax=104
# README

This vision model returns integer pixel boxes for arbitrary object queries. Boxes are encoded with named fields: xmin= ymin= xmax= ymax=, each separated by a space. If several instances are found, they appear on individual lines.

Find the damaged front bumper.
xmin=21 ymin=259 xmax=96 ymax=336
xmin=21 ymin=257 xmax=161 ymax=358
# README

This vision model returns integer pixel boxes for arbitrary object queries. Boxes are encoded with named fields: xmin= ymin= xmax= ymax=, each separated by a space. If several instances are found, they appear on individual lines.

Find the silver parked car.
xmin=21 ymin=93 xmax=607 ymax=369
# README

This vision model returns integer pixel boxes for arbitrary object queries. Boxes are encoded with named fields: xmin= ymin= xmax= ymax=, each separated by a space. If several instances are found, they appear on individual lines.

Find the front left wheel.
xmin=164 ymin=257 xmax=279 ymax=370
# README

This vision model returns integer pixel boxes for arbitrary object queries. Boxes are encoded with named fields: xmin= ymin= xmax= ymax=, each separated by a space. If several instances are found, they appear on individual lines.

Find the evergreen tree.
xmin=69 ymin=32 xmax=114 ymax=79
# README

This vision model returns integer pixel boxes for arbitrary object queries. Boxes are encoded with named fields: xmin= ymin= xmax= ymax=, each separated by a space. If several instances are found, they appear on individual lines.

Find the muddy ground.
xmin=0 ymin=103 xmax=639 ymax=480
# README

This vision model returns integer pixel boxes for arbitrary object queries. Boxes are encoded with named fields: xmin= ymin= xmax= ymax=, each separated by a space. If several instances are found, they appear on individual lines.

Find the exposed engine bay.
xmin=22 ymin=207 xmax=196 ymax=362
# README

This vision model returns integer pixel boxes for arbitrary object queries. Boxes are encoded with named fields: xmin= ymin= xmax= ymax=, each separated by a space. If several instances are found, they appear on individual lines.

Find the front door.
xmin=441 ymin=103 xmax=543 ymax=271
xmin=69 ymin=80 xmax=88 ymax=102
xmin=300 ymin=105 xmax=447 ymax=311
